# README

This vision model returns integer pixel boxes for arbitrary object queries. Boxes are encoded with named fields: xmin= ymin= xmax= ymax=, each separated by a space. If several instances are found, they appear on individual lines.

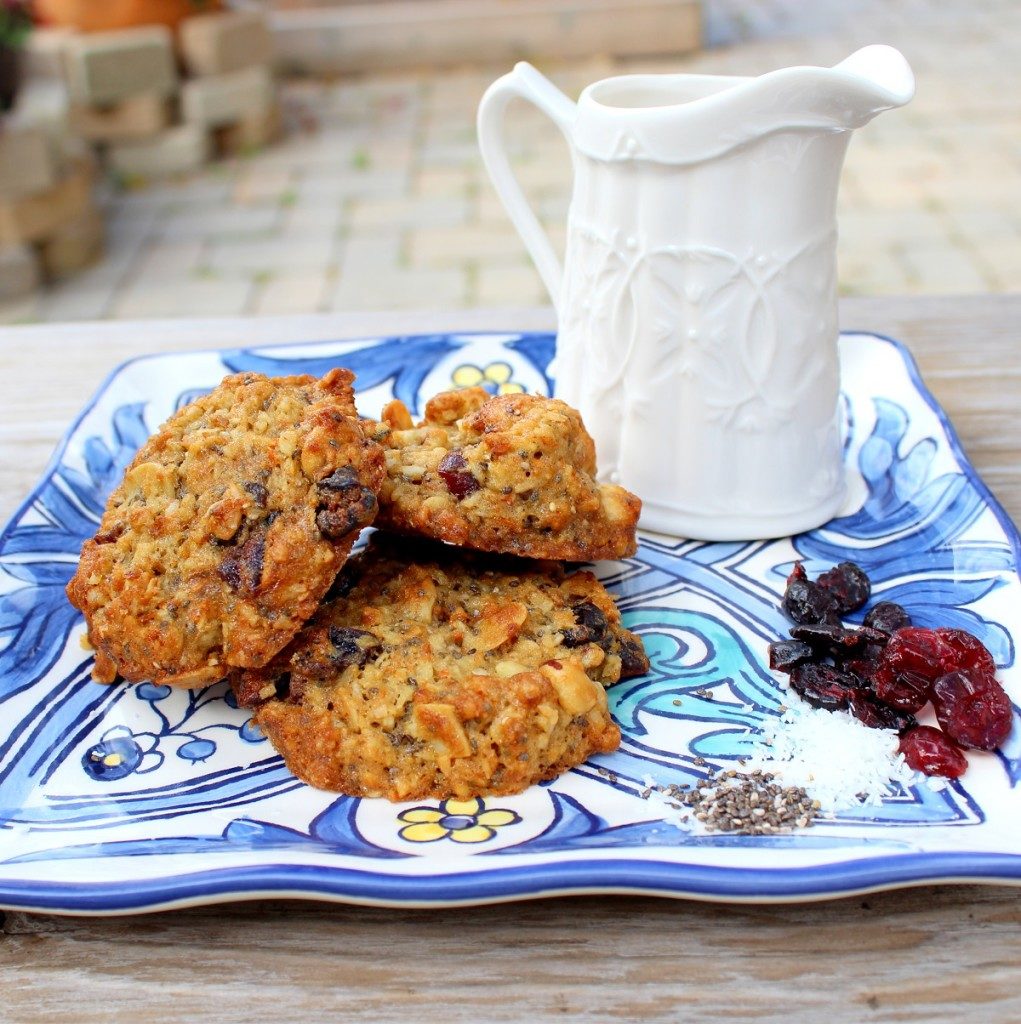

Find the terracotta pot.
xmin=0 ymin=45 xmax=21 ymax=113
xmin=36 ymin=0 xmax=222 ymax=33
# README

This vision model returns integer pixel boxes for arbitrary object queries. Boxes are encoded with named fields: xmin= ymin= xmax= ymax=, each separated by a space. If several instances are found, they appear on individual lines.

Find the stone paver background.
xmin=2 ymin=0 xmax=1018 ymax=324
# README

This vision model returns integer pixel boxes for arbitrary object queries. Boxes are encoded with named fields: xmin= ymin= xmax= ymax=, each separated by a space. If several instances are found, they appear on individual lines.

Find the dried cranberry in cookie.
xmin=231 ymin=534 xmax=647 ymax=800
xmin=67 ymin=369 xmax=384 ymax=687
xmin=367 ymin=387 xmax=641 ymax=561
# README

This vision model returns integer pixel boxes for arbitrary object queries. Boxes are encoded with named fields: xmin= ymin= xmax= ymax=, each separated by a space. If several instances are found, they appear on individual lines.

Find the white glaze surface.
xmin=477 ymin=47 xmax=914 ymax=540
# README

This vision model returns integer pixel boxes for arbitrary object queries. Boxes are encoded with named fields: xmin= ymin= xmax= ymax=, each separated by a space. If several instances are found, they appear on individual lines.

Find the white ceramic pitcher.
xmin=477 ymin=46 xmax=914 ymax=540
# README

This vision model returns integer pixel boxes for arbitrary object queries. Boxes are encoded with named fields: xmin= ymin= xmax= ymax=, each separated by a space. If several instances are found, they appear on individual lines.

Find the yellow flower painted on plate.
xmin=450 ymin=361 xmax=526 ymax=396
xmin=397 ymin=797 xmax=522 ymax=844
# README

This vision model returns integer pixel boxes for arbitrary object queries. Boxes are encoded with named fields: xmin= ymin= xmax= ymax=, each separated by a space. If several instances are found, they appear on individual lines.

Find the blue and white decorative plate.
xmin=2 ymin=330 xmax=1020 ymax=914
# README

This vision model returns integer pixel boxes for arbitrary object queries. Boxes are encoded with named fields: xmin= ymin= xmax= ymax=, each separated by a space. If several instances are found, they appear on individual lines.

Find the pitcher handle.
xmin=477 ymin=62 xmax=576 ymax=310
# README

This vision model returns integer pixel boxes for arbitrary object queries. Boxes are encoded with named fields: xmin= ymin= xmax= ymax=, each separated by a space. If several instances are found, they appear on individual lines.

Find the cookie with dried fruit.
xmin=67 ymin=369 xmax=384 ymax=687
xmin=366 ymin=387 xmax=641 ymax=562
xmin=231 ymin=534 xmax=648 ymax=800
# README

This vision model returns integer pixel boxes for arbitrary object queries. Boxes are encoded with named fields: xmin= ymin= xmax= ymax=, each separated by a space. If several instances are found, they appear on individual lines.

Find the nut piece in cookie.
xmin=67 ymin=369 xmax=385 ymax=688
xmin=367 ymin=387 xmax=641 ymax=561
xmin=232 ymin=535 xmax=648 ymax=801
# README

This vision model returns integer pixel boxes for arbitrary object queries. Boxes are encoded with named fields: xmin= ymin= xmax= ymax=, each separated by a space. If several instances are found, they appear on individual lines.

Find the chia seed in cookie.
xmin=67 ymin=369 xmax=385 ymax=687
xmin=232 ymin=534 xmax=648 ymax=800
xmin=367 ymin=387 xmax=641 ymax=562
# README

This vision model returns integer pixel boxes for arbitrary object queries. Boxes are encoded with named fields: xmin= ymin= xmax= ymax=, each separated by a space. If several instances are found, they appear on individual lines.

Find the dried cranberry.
xmin=618 ymin=635 xmax=650 ymax=678
xmin=315 ymin=468 xmax=378 ymax=539
xmin=562 ymin=601 xmax=609 ymax=647
xmin=863 ymin=601 xmax=912 ymax=635
xmin=318 ymin=466 xmax=362 ymax=492
xmin=789 ymin=662 xmax=858 ymax=712
xmin=244 ymin=481 xmax=269 ymax=507
xmin=873 ymin=661 xmax=931 ymax=713
xmin=438 ymin=450 xmax=481 ymax=499
xmin=933 ymin=627 xmax=996 ymax=681
xmin=880 ymin=627 xmax=949 ymax=683
xmin=848 ymin=690 xmax=918 ymax=733
xmin=217 ymin=528 xmax=265 ymax=596
xmin=932 ymin=670 xmax=1013 ymax=750
xmin=790 ymin=623 xmax=887 ymax=660
xmin=899 ymin=726 xmax=968 ymax=778
xmin=327 ymin=626 xmax=381 ymax=669
xmin=783 ymin=579 xmax=839 ymax=626
xmin=786 ymin=562 xmax=808 ymax=586
xmin=817 ymin=561 xmax=871 ymax=614
xmin=844 ymin=654 xmax=882 ymax=689
xmin=768 ymin=640 xmax=815 ymax=673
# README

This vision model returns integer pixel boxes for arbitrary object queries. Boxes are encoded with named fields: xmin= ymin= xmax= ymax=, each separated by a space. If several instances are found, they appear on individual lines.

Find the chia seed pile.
xmin=641 ymin=766 xmax=820 ymax=835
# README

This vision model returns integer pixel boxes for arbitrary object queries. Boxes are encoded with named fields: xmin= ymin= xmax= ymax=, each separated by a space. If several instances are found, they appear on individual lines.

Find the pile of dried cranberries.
xmin=768 ymin=561 xmax=1014 ymax=779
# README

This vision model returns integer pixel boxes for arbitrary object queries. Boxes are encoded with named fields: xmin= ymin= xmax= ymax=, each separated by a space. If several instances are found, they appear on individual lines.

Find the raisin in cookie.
xmin=232 ymin=535 xmax=648 ymax=801
xmin=67 ymin=369 xmax=384 ymax=688
xmin=367 ymin=387 xmax=641 ymax=562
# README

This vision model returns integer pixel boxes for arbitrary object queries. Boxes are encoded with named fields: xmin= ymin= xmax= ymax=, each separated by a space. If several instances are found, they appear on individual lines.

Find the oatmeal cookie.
xmin=232 ymin=535 xmax=648 ymax=800
xmin=367 ymin=387 xmax=641 ymax=561
xmin=67 ymin=369 xmax=385 ymax=687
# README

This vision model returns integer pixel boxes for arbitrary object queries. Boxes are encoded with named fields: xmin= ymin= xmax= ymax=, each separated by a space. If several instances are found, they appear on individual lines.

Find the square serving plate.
xmin=1 ymin=329 xmax=1020 ymax=914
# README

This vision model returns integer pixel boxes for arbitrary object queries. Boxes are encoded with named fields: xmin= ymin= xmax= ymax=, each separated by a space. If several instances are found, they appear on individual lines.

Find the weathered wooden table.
xmin=1 ymin=296 xmax=1019 ymax=1023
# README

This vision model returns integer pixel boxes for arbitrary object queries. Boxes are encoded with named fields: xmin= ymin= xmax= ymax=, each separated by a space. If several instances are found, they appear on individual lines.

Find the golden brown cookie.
xmin=67 ymin=369 xmax=385 ymax=688
xmin=367 ymin=387 xmax=641 ymax=562
xmin=232 ymin=534 xmax=648 ymax=801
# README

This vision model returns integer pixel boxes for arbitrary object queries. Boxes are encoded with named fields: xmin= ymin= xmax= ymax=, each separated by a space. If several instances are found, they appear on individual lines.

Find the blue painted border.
xmin=2 ymin=851 xmax=1021 ymax=913
xmin=2 ymin=328 xmax=1020 ymax=913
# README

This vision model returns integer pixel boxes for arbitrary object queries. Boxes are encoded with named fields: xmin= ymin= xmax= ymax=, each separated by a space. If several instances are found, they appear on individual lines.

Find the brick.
xmin=232 ymin=166 xmax=293 ymax=206
xmin=157 ymin=204 xmax=280 ymax=241
xmin=70 ymin=94 xmax=171 ymax=143
xmin=0 ymin=127 xmax=58 ymax=201
xmin=476 ymin=263 xmax=546 ymax=306
xmin=0 ymin=244 xmax=41 ymax=300
xmin=330 ymin=266 xmax=465 ymax=312
xmin=252 ymin=271 xmax=330 ymax=316
xmin=838 ymin=246 xmax=914 ymax=296
xmin=0 ymin=160 xmax=93 ymax=247
xmin=337 ymin=232 xmax=402 ymax=282
xmin=272 ymin=0 xmax=698 ymax=75
xmin=216 ymin=103 xmax=282 ymax=157
xmin=408 ymin=223 xmax=528 ymax=267
xmin=38 ymin=206 xmax=105 ymax=280
xmin=57 ymin=134 xmax=95 ymax=169
xmin=130 ymin=240 xmax=204 ymax=288
xmin=108 ymin=125 xmax=211 ymax=181
xmin=64 ymin=26 xmax=177 ymax=106
xmin=348 ymin=196 xmax=468 ymax=232
xmin=181 ymin=66 xmax=275 ymax=130
xmin=23 ymin=27 xmax=74 ymax=80
xmin=899 ymin=239 xmax=994 ymax=293
xmin=415 ymin=166 xmax=476 ymax=199
xmin=179 ymin=10 xmax=273 ymax=78
xmin=977 ymin=237 xmax=1021 ymax=291
xmin=6 ymin=81 xmax=71 ymax=171
xmin=112 ymin=276 xmax=253 ymax=319
xmin=208 ymin=230 xmax=336 ymax=274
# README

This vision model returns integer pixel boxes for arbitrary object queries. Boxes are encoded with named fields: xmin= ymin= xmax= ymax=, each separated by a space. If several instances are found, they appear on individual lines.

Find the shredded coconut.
xmin=746 ymin=701 xmax=921 ymax=811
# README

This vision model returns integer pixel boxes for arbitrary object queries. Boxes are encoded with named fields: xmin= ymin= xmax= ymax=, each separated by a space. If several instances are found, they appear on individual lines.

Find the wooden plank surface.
xmin=1 ymin=295 xmax=1020 ymax=1023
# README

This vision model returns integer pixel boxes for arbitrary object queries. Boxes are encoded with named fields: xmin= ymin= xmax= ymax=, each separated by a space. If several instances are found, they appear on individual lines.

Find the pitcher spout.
xmin=568 ymin=45 xmax=913 ymax=165
xmin=830 ymin=45 xmax=915 ymax=124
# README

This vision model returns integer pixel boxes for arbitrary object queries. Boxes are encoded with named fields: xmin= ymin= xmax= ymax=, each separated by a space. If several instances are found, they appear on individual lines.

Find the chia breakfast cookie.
xmin=67 ymin=369 xmax=385 ymax=688
xmin=232 ymin=535 xmax=648 ymax=800
xmin=366 ymin=387 xmax=641 ymax=562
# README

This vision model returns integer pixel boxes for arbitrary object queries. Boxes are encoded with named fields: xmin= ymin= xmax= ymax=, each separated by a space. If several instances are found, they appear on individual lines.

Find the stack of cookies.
xmin=67 ymin=370 xmax=648 ymax=801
